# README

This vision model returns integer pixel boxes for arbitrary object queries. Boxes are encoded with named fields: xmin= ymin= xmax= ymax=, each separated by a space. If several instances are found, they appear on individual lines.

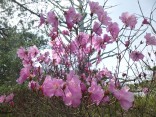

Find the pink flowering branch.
xmin=13 ymin=0 xmax=156 ymax=115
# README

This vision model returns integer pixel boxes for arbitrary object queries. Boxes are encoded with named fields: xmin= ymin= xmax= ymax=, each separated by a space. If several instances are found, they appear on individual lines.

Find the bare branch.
xmin=11 ymin=0 xmax=40 ymax=17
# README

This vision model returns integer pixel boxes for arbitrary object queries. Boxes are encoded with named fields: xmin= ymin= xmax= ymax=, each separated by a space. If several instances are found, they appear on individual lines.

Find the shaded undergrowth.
xmin=0 ymin=83 xmax=156 ymax=117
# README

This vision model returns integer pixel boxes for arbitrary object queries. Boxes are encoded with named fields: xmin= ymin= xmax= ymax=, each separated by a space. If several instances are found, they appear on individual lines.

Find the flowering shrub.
xmin=15 ymin=0 xmax=156 ymax=114
xmin=0 ymin=93 xmax=14 ymax=107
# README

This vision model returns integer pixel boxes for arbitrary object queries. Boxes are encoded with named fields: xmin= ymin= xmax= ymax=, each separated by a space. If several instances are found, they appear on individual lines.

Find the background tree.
xmin=0 ymin=1 xmax=47 ymax=84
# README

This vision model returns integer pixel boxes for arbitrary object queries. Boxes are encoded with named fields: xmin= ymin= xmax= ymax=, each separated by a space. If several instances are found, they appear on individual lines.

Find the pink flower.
xmin=98 ymin=11 xmax=111 ymax=26
xmin=52 ymin=53 xmax=61 ymax=65
xmin=17 ymin=47 xmax=27 ymax=60
xmin=113 ymin=86 xmax=134 ymax=111
xmin=51 ymin=78 xmax=64 ymax=97
xmin=68 ymin=41 xmax=77 ymax=53
xmin=63 ymin=86 xmax=82 ymax=108
xmin=49 ymin=29 xmax=58 ymax=40
xmin=76 ymin=32 xmax=89 ymax=47
xmin=144 ymin=33 xmax=156 ymax=46
xmin=89 ymin=1 xmax=100 ymax=14
xmin=28 ymin=45 xmax=39 ymax=58
xmin=68 ymin=33 xmax=89 ymax=56
xmin=38 ymin=13 xmax=45 ymax=27
xmin=142 ymin=87 xmax=149 ymax=95
xmin=142 ymin=19 xmax=149 ymax=25
xmin=42 ymin=76 xmax=64 ymax=97
xmin=102 ymin=96 xmax=110 ymax=103
xmin=98 ymin=68 xmax=113 ymax=79
xmin=47 ymin=11 xmax=59 ymax=29
xmin=80 ymin=82 xmax=87 ymax=92
xmin=62 ymin=30 xmax=69 ymax=36
xmin=93 ymin=36 xmax=106 ymax=51
xmin=107 ymin=22 xmax=119 ymax=40
xmin=108 ymin=80 xmax=116 ymax=93
xmin=96 ymin=55 xmax=102 ymax=65
xmin=130 ymin=51 xmax=144 ymax=61
xmin=124 ymin=40 xmax=130 ymax=47
xmin=42 ymin=76 xmax=53 ymax=97
xmin=17 ymin=67 xmax=30 ymax=84
xmin=63 ymin=71 xmax=82 ymax=107
xmin=103 ymin=34 xmax=112 ymax=43
xmin=93 ymin=21 xmax=102 ymax=35
xmin=119 ymin=12 xmax=137 ymax=29
xmin=0 ymin=95 xmax=6 ymax=103
xmin=37 ymin=52 xmax=50 ymax=64
xmin=28 ymin=81 xmax=40 ymax=90
xmin=5 ymin=93 xmax=14 ymax=103
xmin=65 ymin=7 xmax=82 ymax=29
xmin=88 ymin=80 xmax=104 ymax=105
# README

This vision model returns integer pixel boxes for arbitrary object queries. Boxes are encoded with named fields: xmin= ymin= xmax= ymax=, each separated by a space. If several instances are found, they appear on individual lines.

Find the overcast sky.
xmin=98 ymin=0 xmax=156 ymax=24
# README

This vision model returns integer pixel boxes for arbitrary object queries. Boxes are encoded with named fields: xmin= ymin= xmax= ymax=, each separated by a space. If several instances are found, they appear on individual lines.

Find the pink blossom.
xmin=65 ymin=7 xmax=82 ymax=29
xmin=52 ymin=53 xmax=61 ymax=65
xmin=130 ymin=51 xmax=144 ymax=61
xmin=119 ymin=12 xmax=137 ymax=29
xmin=47 ymin=11 xmax=59 ymax=29
xmin=63 ymin=86 xmax=82 ymax=107
xmin=62 ymin=30 xmax=69 ymax=36
xmin=113 ymin=86 xmax=134 ymax=111
xmin=83 ymin=46 xmax=93 ymax=55
xmin=28 ymin=81 xmax=40 ymax=90
xmin=49 ymin=29 xmax=58 ymax=40
xmin=0 ymin=95 xmax=6 ymax=103
xmin=142 ymin=87 xmax=149 ymax=95
xmin=37 ymin=52 xmax=50 ymax=64
xmin=17 ymin=47 xmax=27 ymax=60
xmin=42 ymin=52 xmax=51 ymax=64
xmin=76 ymin=32 xmax=89 ymax=47
xmin=68 ymin=41 xmax=77 ymax=53
xmin=103 ymin=34 xmax=112 ymax=43
xmin=142 ymin=19 xmax=149 ymax=25
xmin=93 ymin=21 xmax=102 ymax=35
xmin=38 ymin=13 xmax=45 ymax=27
xmin=88 ymin=80 xmax=104 ymax=105
xmin=51 ymin=78 xmax=64 ymax=97
xmin=89 ymin=1 xmax=100 ymax=14
xmin=68 ymin=32 xmax=89 ymax=56
xmin=63 ymin=71 xmax=82 ymax=107
xmin=28 ymin=45 xmax=39 ymax=58
xmin=98 ymin=11 xmax=111 ymax=26
xmin=98 ymin=68 xmax=113 ymax=79
xmin=144 ymin=33 xmax=156 ymax=46
xmin=9 ymin=101 xmax=14 ymax=107
xmin=96 ymin=55 xmax=102 ymax=65
xmin=49 ymin=39 xmax=65 ymax=65
xmin=5 ymin=93 xmax=14 ymax=103
xmin=42 ymin=76 xmax=64 ymax=97
xmin=17 ymin=67 xmax=30 ymax=84
xmin=80 ymin=82 xmax=87 ymax=93
xmin=102 ymin=96 xmax=110 ymax=103
xmin=93 ymin=36 xmax=106 ymax=51
xmin=107 ymin=22 xmax=119 ymax=40
xmin=42 ymin=76 xmax=54 ymax=97
xmin=108 ymin=80 xmax=116 ymax=93
xmin=124 ymin=40 xmax=130 ymax=47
